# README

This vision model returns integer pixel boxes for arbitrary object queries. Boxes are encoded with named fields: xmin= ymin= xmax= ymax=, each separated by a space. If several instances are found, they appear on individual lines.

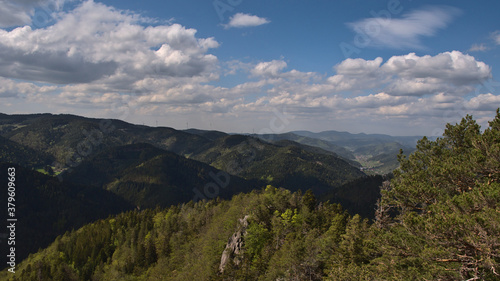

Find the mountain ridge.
xmin=0 ymin=112 xmax=367 ymax=192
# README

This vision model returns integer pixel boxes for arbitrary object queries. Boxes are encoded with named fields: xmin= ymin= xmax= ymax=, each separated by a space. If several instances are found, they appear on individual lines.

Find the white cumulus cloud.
xmin=326 ymin=51 xmax=491 ymax=96
xmin=335 ymin=57 xmax=383 ymax=76
xmin=224 ymin=13 xmax=270 ymax=29
xmin=382 ymin=51 xmax=491 ymax=91
xmin=0 ymin=0 xmax=219 ymax=87
xmin=0 ymin=0 xmax=496 ymax=137
xmin=251 ymin=60 xmax=287 ymax=77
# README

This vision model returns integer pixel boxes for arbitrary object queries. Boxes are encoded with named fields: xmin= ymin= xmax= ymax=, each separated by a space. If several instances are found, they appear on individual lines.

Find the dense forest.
xmin=0 ymin=163 xmax=133 ymax=270
xmin=0 ymin=112 xmax=377 ymax=273
xmin=1 ymin=110 xmax=499 ymax=280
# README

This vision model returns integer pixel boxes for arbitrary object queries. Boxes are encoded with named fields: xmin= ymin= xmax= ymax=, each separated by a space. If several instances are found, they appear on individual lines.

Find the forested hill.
xmin=189 ymin=134 xmax=365 ymax=195
xmin=251 ymin=132 xmax=357 ymax=160
xmin=0 ymin=136 xmax=53 ymax=168
xmin=0 ymin=113 xmax=366 ymax=196
xmin=0 ymin=113 xmax=212 ymax=165
xmin=0 ymin=163 xmax=133 ymax=269
xmin=0 ymin=113 xmax=367 ymax=270
xmin=255 ymin=131 xmax=419 ymax=175
xmin=2 ymin=109 xmax=499 ymax=280
xmin=63 ymin=143 xmax=258 ymax=208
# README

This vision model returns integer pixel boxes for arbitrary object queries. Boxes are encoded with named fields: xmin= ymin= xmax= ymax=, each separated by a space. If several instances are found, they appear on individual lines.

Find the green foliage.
xmin=3 ymin=188 xmax=351 ymax=281
xmin=302 ymin=189 xmax=317 ymax=211
xmin=321 ymin=175 xmax=387 ymax=219
xmin=375 ymin=109 xmax=500 ymax=280
xmin=0 ymin=135 xmax=53 ymax=168
xmin=245 ymin=221 xmax=271 ymax=262
xmin=2 ymin=110 xmax=500 ymax=281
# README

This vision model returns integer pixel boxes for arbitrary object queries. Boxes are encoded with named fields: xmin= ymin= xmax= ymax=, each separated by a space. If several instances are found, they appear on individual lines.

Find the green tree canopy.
xmin=378 ymin=109 xmax=500 ymax=280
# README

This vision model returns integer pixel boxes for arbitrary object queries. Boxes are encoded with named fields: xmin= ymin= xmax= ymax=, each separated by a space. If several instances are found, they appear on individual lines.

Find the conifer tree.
xmin=380 ymin=109 xmax=500 ymax=279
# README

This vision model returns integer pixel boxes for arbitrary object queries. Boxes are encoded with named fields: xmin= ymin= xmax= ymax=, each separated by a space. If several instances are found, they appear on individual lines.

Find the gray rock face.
xmin=219 ymin=215 xmax=250 ymax=273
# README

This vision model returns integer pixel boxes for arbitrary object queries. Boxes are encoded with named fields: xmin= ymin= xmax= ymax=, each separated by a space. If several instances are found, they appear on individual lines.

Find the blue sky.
xmin=0 ymin=0 xmax=499 ymax=135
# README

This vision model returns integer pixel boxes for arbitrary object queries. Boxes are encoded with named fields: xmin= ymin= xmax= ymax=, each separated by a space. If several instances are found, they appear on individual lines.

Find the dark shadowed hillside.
xmin=0 ymin=135 xmax=53 ymax=168
xmin=0 ymin=163 xmax=133 ymax=269
xmin=320 ymin=175 xmax=388 ymax=219
xmin=64 ymin=143 xmax=259 ymax=208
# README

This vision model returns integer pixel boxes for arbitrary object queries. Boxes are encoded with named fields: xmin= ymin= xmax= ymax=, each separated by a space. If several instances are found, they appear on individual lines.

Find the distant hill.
xmin=292 ymin=130 xmax=422 ymax=149
xmin=0 ymin=135 xmax=53 ymax=168
xmin=183 ymin=128 xmax=228 ymax=141
xmin=64 ymin=143 xmax=258 ymax=208
xmin=281 ymin=130 xmax=421 ymax=174
xmin=0 ymin=113 xmax=366 ymax=197
xmin=0 ymin=113 xmax=212 ymax=166
xmin=351 ymin=142 xmax=413 ymax=174
xmin=253 ymin=132 xmax=357 ymax=161
xmin=190 ymin=134 xmax=365 ymax=196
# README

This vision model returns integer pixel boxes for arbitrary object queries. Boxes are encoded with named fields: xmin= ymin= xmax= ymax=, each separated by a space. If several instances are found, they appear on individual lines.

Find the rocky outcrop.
xmin=219 ymin=215 xmax=250 ymax=273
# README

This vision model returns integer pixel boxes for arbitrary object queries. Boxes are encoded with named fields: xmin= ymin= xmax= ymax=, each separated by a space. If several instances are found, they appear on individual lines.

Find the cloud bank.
xmin=0 ymin=1 xmax=497 ymax=135
xmin=0 ymin=0 xmax=219 ymax=86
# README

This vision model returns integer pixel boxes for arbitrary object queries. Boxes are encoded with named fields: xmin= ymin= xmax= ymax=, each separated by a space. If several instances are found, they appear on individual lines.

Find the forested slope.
xmin=190 ymin=135 xmax=365 ymax=195
xmin=0 ymin=110 xmax=500 ymax=281
xmin=64 ymin=143 xmax=258 ymax=208
xmin=3 ymin=109 xmax=500 ymax=281
xmin=0 ymin=163 xmax=132 ymax=269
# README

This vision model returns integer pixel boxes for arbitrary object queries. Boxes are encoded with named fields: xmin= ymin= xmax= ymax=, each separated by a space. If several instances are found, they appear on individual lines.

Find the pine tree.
xmin=302 ymin=189 xmax=317 ymax=212
xmin=379 ymin=109 xmax=500 ymax=279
